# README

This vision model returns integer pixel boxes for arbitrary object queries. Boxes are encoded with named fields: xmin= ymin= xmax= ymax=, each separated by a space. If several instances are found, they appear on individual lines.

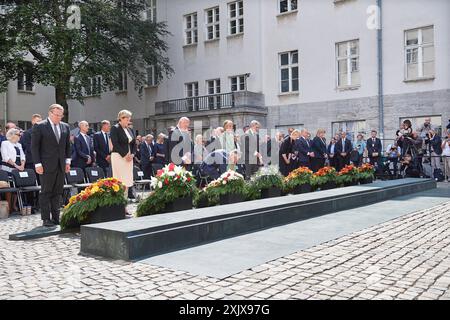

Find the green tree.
xmin=0 ymin=0 xmax=172 ymax=121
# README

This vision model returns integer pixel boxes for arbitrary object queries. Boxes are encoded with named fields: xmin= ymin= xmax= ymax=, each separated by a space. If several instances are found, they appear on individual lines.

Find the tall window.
xmin=279 ymin=50 xmax=299 ymax=93
xmin=332 ymin=120 xmax=367 ymax=142
xmin=230 ymin=75 xmax=246 ymax=92
xmin=86 ymin=76 xmax=102 ymax=96
xmin=145 ymin=0 xmax=157 ymax=22
xmin=17 ymin=62 xmax=34 ymax=92
xmin=185 ymin=82 xmax=199 ymax=111
xmin=405 ymin=26 xmax=435 ymax=80
xmin=146 ymin=65 xmax=158 ymax=87
xmin=184 ymin=13 xmax=198 ymax=45
xmin=117 ymin=71 xmax=127 ymax=92
xmin=336 ymin=40 xmax=360 ymax=88
xmin=228 ymin=1 xmax=244 ymax=35
xmin=279 ymin=0 xmax=297 ymax=14
xmin=207 ymin=79 xmax=221 ymax=108
xmin=205 ymin=7 xmax=220 ymax=41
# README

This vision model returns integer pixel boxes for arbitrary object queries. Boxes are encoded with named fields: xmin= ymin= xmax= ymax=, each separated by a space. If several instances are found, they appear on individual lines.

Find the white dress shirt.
xmin=35 ymin=118 xmax=71 ymax=168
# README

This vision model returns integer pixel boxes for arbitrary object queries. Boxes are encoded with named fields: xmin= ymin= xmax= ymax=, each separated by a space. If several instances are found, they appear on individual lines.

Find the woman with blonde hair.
xmin=110 ymin=110 xmax=136 ymax=201
xmin=279 ymin=129 xmax=300 ymax=176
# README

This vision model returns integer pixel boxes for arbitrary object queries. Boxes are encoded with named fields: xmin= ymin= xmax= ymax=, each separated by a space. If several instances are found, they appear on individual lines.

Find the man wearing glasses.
xmin=31 ymin=104 xmax=71 ymax=227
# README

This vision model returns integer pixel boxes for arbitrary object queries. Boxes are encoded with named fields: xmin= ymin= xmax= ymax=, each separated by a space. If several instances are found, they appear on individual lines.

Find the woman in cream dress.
xmin=110 ymin=110 xmax=136 ymax=197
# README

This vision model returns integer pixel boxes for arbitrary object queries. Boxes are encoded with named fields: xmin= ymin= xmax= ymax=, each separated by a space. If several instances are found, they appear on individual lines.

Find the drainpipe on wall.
xmin=3 ymin=89 xmax=7 ymax=127
xmin=377 ymin=0 xmax=384 ymax=141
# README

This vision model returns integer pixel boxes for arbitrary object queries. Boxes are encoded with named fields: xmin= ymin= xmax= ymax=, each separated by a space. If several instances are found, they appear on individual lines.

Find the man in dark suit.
xmin=240 ymin=120 xmax=263 ymax=179
xmin=140 ymin=134 xmax=155 ymax=179
xmin=72 ymin=121 xmax=95 ymax=169
xmin=200 ymin=149 xmax=241 ymax=180
xmin=20 ymin=114 xmax=42 ymax=170
xmin=335 ymin=131 xmax=353 ymax=171
xmin=367 ymin=130 xmax=383 ymax=167
xmin=168 ymin=117 xmax=193 ymax=167
xmin=296 ymin=129 xmax=315 ymax=168
xmin=31 ymin=104 xmax=71 ymax=227
xmin=93 ymin=120 xmax=111 ymax=173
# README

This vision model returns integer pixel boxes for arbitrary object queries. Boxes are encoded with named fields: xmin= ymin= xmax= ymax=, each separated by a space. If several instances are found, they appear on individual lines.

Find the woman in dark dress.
xmin=279 ymin=129 xmax=300 ymax=176
xmin=311 ymin=129 xmax=328 ymax=172
xmin=152 ymin=133 xmax=167 ymax=172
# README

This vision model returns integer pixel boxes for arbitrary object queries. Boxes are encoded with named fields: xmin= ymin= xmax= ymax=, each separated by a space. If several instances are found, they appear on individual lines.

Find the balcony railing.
xmin=156 ymin=92 xmax=235 ymax=115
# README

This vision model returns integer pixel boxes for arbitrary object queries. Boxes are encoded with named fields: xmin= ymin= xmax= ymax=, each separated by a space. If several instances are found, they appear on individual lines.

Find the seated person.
xmin=400 ymin=155 xmax=421 ymax=178
xmin=200 ymin=149 xmax=241 ymax=180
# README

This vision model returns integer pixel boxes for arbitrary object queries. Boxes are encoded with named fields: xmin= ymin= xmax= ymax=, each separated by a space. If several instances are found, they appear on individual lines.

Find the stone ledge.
xmin=80 ymin=178 xmax=436 ymax=261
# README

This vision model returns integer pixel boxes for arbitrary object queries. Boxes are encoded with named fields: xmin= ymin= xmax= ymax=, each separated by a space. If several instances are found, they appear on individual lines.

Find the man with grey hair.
xmin=169 ymin=117 xmax=193 ymax=166
xmin=72 ymin=121 xmax=95 ymax=169
xmin=31 ymin=104 xmax=71 ymax=227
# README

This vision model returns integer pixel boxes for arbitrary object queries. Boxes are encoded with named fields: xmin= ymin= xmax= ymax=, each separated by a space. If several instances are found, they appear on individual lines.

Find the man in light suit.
xmin=72 ymin=121 xmax=95 ymax=169
xmin=31 ymin=104 xmax=71 ymax=227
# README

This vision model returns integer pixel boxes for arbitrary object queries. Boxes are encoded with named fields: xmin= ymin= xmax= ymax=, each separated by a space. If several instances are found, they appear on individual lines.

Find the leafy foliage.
xmin=0 ymin=1 xmax=172 ymax=119
xmin=358 ymin=163 xmax=375 ymax=180
xmin=60 ymin=178 xmax=127 ymax=229
xmin=137 ymin=164 xmax=197 ymax=217
xmin=250 ymin=166 xmax=284 ymax=191
xmin=336 ymin=165 xmax=360 ymax=185
xmin=284 ymin=167 xmax=314 ymax=192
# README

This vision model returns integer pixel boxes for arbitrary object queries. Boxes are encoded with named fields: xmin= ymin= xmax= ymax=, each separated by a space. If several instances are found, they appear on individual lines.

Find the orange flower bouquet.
xmin=61 ymin=178 xmax=127 ymax=229
xmin=337 ymin=164 xmax=360 ymax=186
xmin=312 ymin=166 xmax=338 ymax=190
xmin=284 ymin=167 xmax=314 ymax=194
xmin=358 ymin=163 xmax=375 ymax=184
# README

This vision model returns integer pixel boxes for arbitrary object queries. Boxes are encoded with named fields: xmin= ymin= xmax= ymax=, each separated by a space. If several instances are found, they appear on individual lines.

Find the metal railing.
xmin=156 ymin=92 xmax=235 ymax=115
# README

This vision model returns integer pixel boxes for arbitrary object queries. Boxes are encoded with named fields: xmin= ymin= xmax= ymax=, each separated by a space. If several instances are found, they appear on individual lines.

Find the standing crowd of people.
xmin=1 ymin=106 xmax=449 ymax=226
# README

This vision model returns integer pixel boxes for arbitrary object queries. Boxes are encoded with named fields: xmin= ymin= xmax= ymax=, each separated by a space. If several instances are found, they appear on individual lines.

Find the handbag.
xmin=0 ymin=181 xmax=10 ymax=189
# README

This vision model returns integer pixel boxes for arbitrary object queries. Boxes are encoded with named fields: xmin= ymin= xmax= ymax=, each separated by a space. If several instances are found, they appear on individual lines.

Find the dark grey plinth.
xmin=80 ymin=178 xmax=436 ymax=261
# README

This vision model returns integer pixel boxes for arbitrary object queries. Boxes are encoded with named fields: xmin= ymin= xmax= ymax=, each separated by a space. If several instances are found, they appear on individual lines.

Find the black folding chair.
xmin=85 ymin=167 xmax=105 ymax=183
xmin=133 ymin=166 xmax=152 ymax=198
xmin=10 ymin=169 xmax=41 ymax=211
xmin=65 ymin=167 xmax=91 ymax=190
xmin=0 ymin=170 xmax=20 ymax=212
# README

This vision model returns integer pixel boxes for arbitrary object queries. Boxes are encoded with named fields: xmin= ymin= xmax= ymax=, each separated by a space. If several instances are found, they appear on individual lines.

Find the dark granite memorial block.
xmin=164 ymin=196 xmax=193 ymax=213
xmin=219 ymin=193 xmax=244 ymax=205
xmin=292 ymin=184 xmax=312 ymax=195
xmin=320 ymin=181 xmax=337 ymax=190
xmin=261 ymin=187 xmax=282 ymax=199
xmin=360 ymin=178 xmax=374 ymax=185
xmin=88 ymin=204 xmax=126 ymax=224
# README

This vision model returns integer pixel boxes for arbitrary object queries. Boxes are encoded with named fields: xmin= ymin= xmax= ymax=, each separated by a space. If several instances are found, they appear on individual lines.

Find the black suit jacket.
xmin=335 ymin=139 xmax=353 ymax=155
xmin=72 ymin=134 xmax=95 ymax=169
xmin=110 ymin=124 xmax=136 ymax=158
xmin=20 ymin=127 xmax=33 ymax=166
xmin=93 ymin=131 xmax=110 ymax=168
xmin=367 ymin=138 xmax=382 ymax=157
xmin=140 ymin=142 xmax=154 ymax=167
xmin=295 ymin=137 xmax=312 ymax=163
xmin=311 ymin=137 xmax=327 ymax=159
xmin=31 ymin=119 xmax=71 ymax=172
xmin=168 ymin=127 xmax=193 ymax=165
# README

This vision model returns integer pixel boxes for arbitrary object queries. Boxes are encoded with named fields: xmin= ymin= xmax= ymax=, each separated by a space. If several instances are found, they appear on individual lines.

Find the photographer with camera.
xmin=386 ymin=142 xmax=402 ymax=177
xmin=442 ymin=130 xmax=450 ymax=182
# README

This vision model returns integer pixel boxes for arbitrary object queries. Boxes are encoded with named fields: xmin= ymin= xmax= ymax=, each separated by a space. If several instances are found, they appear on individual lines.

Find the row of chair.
xmin=0 ymin=166 xmax=152 ymax=213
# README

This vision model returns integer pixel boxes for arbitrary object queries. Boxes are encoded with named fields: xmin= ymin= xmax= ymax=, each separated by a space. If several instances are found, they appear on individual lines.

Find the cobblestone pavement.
xmin=1 ymin=201 xmax=450 ymax=300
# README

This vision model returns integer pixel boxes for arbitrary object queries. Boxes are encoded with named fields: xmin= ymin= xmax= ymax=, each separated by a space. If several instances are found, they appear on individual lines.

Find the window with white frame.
xmin=332 ymin=120 xmax=367 ymax=142
xmin=405 ymin=26 xmax=435 ymax=80
xmin=205 ymin=7 xmax=220 ymax=41
xmin=117 ymin=71 xmax=127 ymax=92
xmin=145 ymin=0 xmax=157 ymax=22
xmin=184 ymin=13 xmax=198 ymax=45
xmin=228 ymin=1 xmax=244 ymax=35
xmin=336 ymin=40 xmax=360 ymax=88
xmin=279 ymin=0 xmax=297 ymax=14
xmin=207 ymin=79 xmax=221 ymax=108
xmin=230 ymin=75 xmax=246 ymax=92
xmin=17 ymin=62 xmax=34 ymax=92
xmin=146 ymin=65 xmax=159 ymax=87
xmin=86 ymin=76 xmax=102 ymax=96
xmin=185 ymin=82 xmax=199 ymax=111
xmin=279 ymin=50 xmax=299 ymax=93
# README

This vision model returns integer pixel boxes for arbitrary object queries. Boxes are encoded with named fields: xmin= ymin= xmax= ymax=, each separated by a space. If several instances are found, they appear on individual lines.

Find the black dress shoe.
xmin=43 ymin=220 xmax=55 ymax=227
xmin=52 ymin=219 xmax=60 ymax=226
